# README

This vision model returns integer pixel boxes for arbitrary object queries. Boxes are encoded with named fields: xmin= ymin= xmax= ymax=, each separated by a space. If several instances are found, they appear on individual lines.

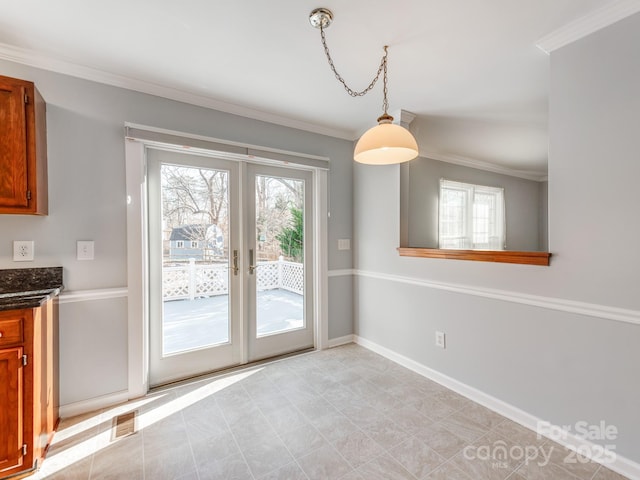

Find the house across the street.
xmin=168 ymin=224 xmax=223 ymax=261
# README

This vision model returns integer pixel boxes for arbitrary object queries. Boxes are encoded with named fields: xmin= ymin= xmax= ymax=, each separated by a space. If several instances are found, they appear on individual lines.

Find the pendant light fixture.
xmin=309 ymin=8 xmax=419 ymax=165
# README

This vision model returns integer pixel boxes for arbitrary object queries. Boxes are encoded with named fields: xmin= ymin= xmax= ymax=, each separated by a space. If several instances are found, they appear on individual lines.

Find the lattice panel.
xmin=163 ymin=260 xmax=304 ymax=300
xmin=256 ymin=262 xmax=279 ymax=291
xmin=195 ymin=265 xmax=229 ymax=296
xmin=163 ymin=267 xmax=190 ymax=300
xmin=281 ymin=262 xmax=304 ymax=294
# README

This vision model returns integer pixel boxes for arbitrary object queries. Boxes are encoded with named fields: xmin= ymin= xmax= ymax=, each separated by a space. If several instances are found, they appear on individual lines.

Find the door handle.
xmin=232 ymin=250 xmax=239 ymax=276
xmin=249 ymin=248 xmax=257 ymax=274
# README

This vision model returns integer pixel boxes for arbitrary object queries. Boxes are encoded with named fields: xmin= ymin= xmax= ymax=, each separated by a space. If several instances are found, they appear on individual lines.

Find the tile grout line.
xmin=140 ymin=410 xmax=146 ymax=480
xmin=303 ymin=358 xmax=397 ymax=475
xmin=269 ymin=359 xmax=363 ymax=478
xmin=177 ymin=405 xmax=201 ymax=480
xmin=213 ymin=384 xmax=258 ymax=480
xmin=246 ymin=365 xmax=312 ymax=480
xmin=300 ymin=357 xmax=422 ymax=479
xmin=85 ymin=407 xmax=107 ymax=480
xmin=274 ymin=359 xmax=365 ymax=478
xmin=343 ymin=356 xmax=509 ymax=479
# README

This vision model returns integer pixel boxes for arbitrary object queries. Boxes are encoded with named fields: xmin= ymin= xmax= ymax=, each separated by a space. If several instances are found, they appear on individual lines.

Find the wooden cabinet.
xmin=0 ymin=302 xmax=58 ymax=479
xmin=0 ymin=347 xmax=24 ymax=474
xmin=0 ymin=75 xmax=48 ymax=215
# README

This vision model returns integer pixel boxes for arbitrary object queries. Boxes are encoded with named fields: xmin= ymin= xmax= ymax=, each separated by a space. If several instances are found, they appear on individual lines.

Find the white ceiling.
xmin=0 ymin=0 xmax=620 ymax=176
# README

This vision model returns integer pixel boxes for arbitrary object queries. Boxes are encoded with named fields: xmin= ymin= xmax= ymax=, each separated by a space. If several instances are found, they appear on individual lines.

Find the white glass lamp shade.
xmin=354 ymin=122 xmax=419 ymax=165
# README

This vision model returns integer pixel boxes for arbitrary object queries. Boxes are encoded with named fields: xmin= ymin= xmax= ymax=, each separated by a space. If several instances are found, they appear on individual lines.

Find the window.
xmin=190 ymin=241 xmax=199 ymax=248
xmin=439 ymin=179 xmax=505 ymax=250
xmin=176 ymin=240 xmax=184 ymax=248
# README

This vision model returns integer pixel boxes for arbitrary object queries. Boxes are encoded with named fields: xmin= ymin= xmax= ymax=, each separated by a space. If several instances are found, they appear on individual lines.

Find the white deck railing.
xmin=163 ymin=258 xmax=303 ymax=300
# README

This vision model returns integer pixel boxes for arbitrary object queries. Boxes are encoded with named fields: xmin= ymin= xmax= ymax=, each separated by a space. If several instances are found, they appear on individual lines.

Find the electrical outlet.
xmin=435 ymin=331 xmax=446 ymax=349
xmin=77 ymin=241 xmax=95 ymax=260
xmin=13 ymin=241 xmax=34 ymax=261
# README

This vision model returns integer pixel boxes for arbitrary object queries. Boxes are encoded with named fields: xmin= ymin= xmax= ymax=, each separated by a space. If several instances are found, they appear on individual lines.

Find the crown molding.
xmin=420 ymin=149 xmax=547 ymax=182
xmin=536 ymin=0 xmax=640 ymax=54
xmin=390 ymin=109 xmax=417 ymax=129
xmin=0 ymin=42 xmax=354 ymax=141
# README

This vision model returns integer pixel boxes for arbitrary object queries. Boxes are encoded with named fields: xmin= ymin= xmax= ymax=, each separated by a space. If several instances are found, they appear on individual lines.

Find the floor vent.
xmin=112 ymin=411 xmax=137 ymax=440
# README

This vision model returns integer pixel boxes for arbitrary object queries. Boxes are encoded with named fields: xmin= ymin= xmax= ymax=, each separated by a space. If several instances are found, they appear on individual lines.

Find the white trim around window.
xmin=438 ymin=178 xmax=506 ymax=250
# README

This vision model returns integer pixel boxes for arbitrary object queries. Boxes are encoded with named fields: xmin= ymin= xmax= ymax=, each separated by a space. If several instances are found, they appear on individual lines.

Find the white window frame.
xmin=438 ymin=178 xmax=506 ymax=250
xmin=176 ymin=240 xmax=184 ymax=248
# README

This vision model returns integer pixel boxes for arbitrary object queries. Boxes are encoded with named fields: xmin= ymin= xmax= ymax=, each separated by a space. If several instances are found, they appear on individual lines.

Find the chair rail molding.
xmin=355 ymin=269 xmax=640 ymax=326
xmin=328 ymin=269 xmax=356 ymax=277
xmin=59 ymin=287 xmax=128 ymax=304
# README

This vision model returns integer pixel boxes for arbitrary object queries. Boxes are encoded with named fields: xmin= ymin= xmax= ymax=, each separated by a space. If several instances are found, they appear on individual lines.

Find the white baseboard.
xmin=354 ymin=335 xmax=640 ymax=480
xmin=326 ymin=334 xmax=355 ymax=348
xmin=59 ymin=390 xmax=130 ymax=418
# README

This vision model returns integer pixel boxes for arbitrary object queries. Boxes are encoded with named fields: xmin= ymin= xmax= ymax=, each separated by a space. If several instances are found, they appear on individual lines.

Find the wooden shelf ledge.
xmin=397 ymin=248 xmax=551 ymax=266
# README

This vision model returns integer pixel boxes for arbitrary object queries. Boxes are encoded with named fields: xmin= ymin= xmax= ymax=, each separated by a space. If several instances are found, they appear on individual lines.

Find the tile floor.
xmin=35 ymin=344 xmax=629 ymax=480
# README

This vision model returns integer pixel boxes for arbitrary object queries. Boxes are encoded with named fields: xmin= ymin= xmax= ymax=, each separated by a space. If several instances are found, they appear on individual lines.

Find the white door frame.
xmin=124 ymin=130 xmax=329 ymax=398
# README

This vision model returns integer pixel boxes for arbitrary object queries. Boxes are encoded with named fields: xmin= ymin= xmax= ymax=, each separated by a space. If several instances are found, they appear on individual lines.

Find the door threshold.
xmin=149 ymin=347 xmax=315 ymax=392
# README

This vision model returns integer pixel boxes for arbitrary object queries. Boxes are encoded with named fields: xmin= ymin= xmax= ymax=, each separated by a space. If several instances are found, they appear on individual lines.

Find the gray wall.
xmin=539 ymin=181 xmax=548 ymax=251
xmin=354 ymin=13 xmax=640 ymax=464
xmin=403 ymin=157 xmax=545 ymax=251
xmin=0 ymin=60 xmax=355 ymax=406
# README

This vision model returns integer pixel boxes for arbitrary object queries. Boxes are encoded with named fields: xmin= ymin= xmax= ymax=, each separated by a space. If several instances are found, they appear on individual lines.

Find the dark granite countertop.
xmin=0 ymin=267 xmax=63 ymax=312
xmin=0 ymin=288 xmax=62 ymax=311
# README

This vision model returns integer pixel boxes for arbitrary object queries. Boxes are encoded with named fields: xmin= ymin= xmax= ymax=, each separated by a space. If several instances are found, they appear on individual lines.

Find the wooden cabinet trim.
xmin=0 ymin=317 xmax=24 ymax=347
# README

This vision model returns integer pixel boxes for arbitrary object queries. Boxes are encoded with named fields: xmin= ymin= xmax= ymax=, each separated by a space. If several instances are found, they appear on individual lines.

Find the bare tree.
xmin=160 ymin=166 xmax=304 ymax=262
xmin=161 ymin=165 xmax=229 ymax=261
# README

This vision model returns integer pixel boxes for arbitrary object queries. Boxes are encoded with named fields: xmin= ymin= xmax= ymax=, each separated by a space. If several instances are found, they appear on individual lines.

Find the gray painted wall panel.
xmin=354 ymin=13 xmax=640 ymax=463
xmin=59 ymin=298 xmax=128 ymax=405
xmin=328 ymin=275 xmax=354 ymax=339
xmin=539 ymin=181 xmax=548 ymax=251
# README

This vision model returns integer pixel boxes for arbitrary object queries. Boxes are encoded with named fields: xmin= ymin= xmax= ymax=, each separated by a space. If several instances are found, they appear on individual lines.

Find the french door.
xmin=246 ymin=164 xmax=313 ymax=362
xmin=147 ymin=148 xmax=314 ymax=386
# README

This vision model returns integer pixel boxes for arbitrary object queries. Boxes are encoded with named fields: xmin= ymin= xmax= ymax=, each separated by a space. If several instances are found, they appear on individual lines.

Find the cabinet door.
xmin=0 ymin=347 xmax=23 ymax=474
xmin=0 ymin=78 xmax=29 ymax=208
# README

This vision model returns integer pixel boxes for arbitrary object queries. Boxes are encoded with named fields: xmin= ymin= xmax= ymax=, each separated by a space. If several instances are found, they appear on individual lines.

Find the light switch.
xmin=338 ymin=239 xmax=351 ymax=251
xmin=77 ymin=241 xmax=95 ymax=260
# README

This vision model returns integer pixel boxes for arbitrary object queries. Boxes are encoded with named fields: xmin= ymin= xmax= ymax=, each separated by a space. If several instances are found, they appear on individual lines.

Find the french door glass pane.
xmin=160 ymin=164 xmax=230 ymax=355
xmin=254 ymin=175 xmax=305 ymax=337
